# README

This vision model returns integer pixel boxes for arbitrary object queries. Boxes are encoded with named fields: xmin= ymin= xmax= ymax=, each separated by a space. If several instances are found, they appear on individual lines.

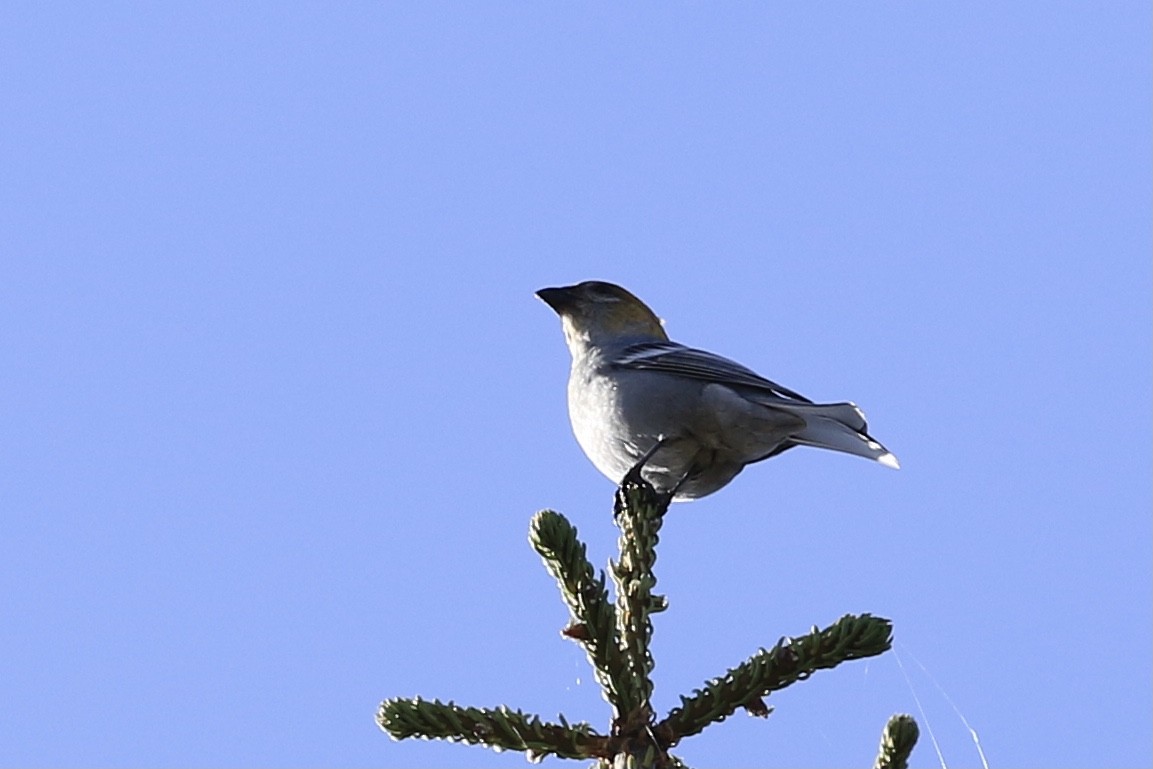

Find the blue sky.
xmin=2 ymin=4 xmax=1149 ymax=767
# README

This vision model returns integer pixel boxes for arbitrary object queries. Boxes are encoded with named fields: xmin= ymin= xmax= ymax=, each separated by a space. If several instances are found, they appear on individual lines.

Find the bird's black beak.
xmin=535 ymin=286 xmax=576 ymax=314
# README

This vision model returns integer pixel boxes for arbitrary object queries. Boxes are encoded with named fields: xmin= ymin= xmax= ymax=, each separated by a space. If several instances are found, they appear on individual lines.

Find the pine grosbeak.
xmin=537 ymin=280 xmax=898 ymax=501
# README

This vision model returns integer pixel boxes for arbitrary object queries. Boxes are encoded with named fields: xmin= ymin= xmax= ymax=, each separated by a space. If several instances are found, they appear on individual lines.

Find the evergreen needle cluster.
xmin=377 ymin=477 xmax=918 ymax=768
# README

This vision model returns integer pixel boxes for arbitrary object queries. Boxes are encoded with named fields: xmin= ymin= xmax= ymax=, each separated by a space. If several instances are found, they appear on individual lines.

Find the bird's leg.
xmin=666 ymin=450 xmax=707 ymax=501
xmin=616 ymin=437 xmax=674 ymax=519
xmin=667 ymin=467 xmax=694 ymax=499
xmin=620 ymin=437 xmax=668 ymax=488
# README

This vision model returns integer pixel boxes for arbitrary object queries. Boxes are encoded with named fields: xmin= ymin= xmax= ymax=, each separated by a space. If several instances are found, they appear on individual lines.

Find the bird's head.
xmin=536 ymin=281 xmax=668 ymax=353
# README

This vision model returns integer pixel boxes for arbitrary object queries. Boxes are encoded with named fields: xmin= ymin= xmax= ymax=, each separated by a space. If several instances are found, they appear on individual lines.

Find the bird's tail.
xmin=773 ymin=401 xmax=899 ymax=469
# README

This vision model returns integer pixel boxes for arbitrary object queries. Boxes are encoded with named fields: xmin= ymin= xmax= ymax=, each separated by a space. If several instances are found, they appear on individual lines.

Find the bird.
xmin=536 ymin=280 xmax=898 ymax=501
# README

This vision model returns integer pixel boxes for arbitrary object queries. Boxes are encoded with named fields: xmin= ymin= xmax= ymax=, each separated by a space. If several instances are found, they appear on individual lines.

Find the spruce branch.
xmin=380 ymin=481 xmax=905 ymax=767
xmin=530 ymin=509 xmax=627 ymax=712
xmin=657 ymin=613 xmax=893 ymax=744
xmin=873 ymin=713 xmax=919 ymax=769
xmin=609 ymin=476 xmax=670 ymax=723
xmin=377 ymin=697 xmax=606 ymax=762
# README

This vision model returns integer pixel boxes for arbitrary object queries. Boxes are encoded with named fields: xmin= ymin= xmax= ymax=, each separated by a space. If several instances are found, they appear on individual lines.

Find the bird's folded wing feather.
xmin=612 ymin=342 xmax=814 ymax=403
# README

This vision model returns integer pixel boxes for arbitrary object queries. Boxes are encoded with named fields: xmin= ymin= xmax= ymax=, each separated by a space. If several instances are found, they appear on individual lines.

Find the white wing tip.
xmin=878 ymin=452 xmax=901 ymax=470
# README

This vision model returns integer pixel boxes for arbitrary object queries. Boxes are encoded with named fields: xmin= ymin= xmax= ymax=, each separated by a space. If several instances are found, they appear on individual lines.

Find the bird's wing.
xmin=612 ymin=341 xmax=814 ymax=403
